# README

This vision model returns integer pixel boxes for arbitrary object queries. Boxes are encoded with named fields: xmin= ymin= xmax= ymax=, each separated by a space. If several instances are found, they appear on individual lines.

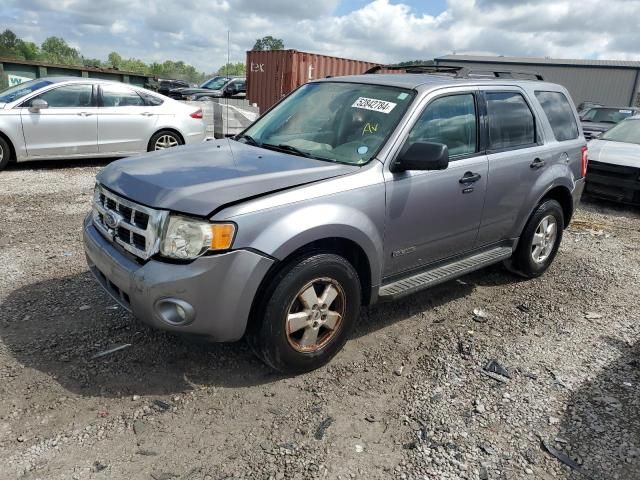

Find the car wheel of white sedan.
xmin=149 ymin=131 xmax=183 ymax=152
xmin=0 ymin=136 xmax=11 ymax=171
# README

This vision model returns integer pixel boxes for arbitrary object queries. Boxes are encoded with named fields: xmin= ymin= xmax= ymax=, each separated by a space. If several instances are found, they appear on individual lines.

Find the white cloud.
xmin=3 ymin=0 xmax=640 ymax=72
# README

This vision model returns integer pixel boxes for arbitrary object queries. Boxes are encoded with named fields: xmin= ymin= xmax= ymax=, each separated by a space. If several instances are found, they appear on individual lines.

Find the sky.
xmin=2 ymin=0 xmax=640 ymax=73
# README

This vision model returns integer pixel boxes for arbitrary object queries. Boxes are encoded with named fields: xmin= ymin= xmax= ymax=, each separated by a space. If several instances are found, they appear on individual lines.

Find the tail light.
xmin=581 ymin=146 xmax=588 ymax=177
xmin=190 ymin=109 xmax=203 ymax=119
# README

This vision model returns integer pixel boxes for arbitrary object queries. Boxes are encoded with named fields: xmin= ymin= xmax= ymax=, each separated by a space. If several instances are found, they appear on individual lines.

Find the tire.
xmin=148 ymin=130 xmax=183 ymax=152
xmin=248 ymin=253 xmax=361 ymax=374
xmin=511 ymin=199 xmax=564 ymax=278
xmin=0 ymin=136 xmax=11 ymax=171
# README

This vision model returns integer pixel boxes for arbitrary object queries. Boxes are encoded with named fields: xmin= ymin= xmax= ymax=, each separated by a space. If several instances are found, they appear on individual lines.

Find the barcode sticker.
xmin=352 ymin=97 xmax=397 ymax=114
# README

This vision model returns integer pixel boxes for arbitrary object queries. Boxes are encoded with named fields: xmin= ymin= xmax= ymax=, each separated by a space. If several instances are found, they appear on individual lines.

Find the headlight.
xmin=160 ymin=216 xmax=236 ymax=260
xmin=186 ymin=95 xmax=196 ymax=101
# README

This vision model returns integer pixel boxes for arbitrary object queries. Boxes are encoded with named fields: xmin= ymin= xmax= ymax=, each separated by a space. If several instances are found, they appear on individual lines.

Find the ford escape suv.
xmin=84 ymin=69 xmax=587 ymax=373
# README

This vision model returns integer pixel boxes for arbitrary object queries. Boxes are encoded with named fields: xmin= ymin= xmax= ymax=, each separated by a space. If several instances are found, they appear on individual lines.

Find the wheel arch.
xmin=0 ymin=130 xmax=17 ymax=164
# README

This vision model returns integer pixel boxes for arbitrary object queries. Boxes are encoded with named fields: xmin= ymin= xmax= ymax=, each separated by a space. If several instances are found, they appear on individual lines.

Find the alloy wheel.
xmin=285 ymin=278 xmax=346 ymax=353
xmin=154 ymin=135 xmax=179 ymax=150
xmin=531 ymin=214 xmax=558 ymax=263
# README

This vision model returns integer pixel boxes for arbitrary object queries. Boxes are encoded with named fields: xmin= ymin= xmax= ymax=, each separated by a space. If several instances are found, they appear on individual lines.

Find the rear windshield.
xmin=0 ymin=79 xmax=52 ymax=103
xmin=581 ymin=107 xmax=635 ymax=124
xmin=535 ymin=91 xmax=579 ymax=141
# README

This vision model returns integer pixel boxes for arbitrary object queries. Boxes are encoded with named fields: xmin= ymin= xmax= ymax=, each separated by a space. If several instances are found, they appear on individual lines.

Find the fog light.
xmin=155 ymin=298 xmax=195 ymax=326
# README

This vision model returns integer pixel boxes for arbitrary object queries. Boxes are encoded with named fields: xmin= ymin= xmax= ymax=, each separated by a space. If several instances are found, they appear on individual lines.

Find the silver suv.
xmin=83 ymin=70 xmax=587 ymax=373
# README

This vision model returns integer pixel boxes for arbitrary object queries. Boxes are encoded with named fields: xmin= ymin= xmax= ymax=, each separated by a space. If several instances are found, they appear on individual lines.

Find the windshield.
xmin=238 ymin=82 xmax=415 ymax=165
xmin=200 ymin=77 xmax=229 ymax=90
xmin=581 ymin=107 xmax=635 ymax=124
xmin=600 ymin=118 xmax=640 ymax=144
xmin=0 ymin=79 xmax=52 ymax=103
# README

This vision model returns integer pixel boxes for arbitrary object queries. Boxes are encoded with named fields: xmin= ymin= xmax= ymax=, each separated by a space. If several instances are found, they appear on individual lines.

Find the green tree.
xmin=217 ymin=62 xmax=245 ymax=76
xmin=16 ymin=41 xmax=40 ymax=60
xmin=252 ymin=35 xmax=284 ymax=51
xmin=107 ymin=51 xmax=122 ymax=69
xmin=41 ymin=36 xmax=81 ymax=64
xmin=0 ymin=29 xmax=19 ymax=55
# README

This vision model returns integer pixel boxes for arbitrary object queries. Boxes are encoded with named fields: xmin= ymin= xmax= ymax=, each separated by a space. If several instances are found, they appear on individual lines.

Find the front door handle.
xmin=141 ymin=112 xmax=154 ymax=116
xmin=77 ymin=112 xmax=92 ymax=117
xmin=459 ymin=171 xmax=482 ymax=184
xmin=530 ymin=158 xmax=546 ymax=169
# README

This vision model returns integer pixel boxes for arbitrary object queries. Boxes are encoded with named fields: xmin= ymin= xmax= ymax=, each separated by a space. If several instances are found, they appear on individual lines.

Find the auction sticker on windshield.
xmin=352 ymin=97 xmax=397 ymax=114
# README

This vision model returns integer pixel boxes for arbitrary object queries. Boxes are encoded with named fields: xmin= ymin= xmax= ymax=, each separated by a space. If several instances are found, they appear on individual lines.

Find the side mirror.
xmin=391 ymin=142 xmax=449 ymax=172
xmin=29 ymin=98 xmax=49 ymax=113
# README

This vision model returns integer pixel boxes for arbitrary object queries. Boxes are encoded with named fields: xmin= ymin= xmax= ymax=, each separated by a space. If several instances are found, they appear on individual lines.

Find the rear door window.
xmin=535 ymin=91 xmax=579 ymax=141
xmin=101 ymin=84 xmax=145 ymax=107
xmin=485 ymin=92 xmax=536 ymax=150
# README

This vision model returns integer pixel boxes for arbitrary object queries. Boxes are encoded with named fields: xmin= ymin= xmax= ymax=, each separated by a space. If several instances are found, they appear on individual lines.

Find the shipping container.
xmin=246 ymin=49 xmax=385 ymax=112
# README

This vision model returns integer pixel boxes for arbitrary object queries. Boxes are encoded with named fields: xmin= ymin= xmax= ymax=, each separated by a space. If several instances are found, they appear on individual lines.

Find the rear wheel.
xmin=511 ymin=199 xmax=564 ymax=278
xmin=0 ymin=136 xmax=11 ymax=171
xmin=248 ymin=253 xmax=361 ymax=374
xmin=148 ymin=130 xmax=183 ymax=151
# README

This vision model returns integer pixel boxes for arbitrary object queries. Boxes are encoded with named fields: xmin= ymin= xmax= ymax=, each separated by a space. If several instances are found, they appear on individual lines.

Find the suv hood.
xmin=97 ymin=139 xmax=357 ymax=217
xmin=588 ymin=139 xmax=640 ymax=168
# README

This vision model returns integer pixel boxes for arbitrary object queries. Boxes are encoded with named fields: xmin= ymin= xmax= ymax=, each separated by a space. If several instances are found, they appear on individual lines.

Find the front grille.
xmin=92 ymin=185 xmax=168 ymax=260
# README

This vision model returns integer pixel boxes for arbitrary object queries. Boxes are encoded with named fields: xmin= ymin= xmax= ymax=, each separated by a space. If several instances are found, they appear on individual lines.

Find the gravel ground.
xmin=0 ymin=159 xmax=639 ymax=480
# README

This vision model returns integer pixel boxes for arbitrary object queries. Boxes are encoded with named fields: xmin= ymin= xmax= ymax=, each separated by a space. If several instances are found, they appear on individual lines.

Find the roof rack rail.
xmin=364 ymin=64 xmax=544 ymax=81
xmin=364 ymin=64 xmax=463 ymax=75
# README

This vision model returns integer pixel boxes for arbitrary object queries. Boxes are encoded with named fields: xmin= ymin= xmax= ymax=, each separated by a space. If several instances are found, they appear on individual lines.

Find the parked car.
xmin=0 ymin=77 xmax=207 ymax=171
xmin=585 ymin=116 xmax=640 ymax=205
xmin=157 ymin=79 xmax=190 ymax=96
xmin=169 ymin=76 xmax=246 ymax=101
xmin=84 ymin=73 xmax=586 ymax=373
xmin=580 ymin=106 xmax=640 ymax=140
xmin=577 ymin=101 xmax=602 ymax=116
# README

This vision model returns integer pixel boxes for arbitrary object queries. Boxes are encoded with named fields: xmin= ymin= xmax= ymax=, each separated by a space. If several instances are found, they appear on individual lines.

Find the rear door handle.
xmin=530 ymin=158 xmax=546 ymax=169
xmin=77 ymin=112 xmax=92 ymax=117
xmin=141 ymin=112 xmax=154 ymax=116
xmin=459 ymin=172 xmax=482 ymax=184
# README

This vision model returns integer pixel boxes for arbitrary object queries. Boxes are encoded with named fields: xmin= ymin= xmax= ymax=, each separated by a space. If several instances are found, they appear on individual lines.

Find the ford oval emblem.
xmin=104 ymin=212 xmax=118 ymax=229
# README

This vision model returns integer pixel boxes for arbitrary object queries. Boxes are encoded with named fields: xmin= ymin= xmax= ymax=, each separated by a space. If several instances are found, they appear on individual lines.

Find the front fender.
xmin=259 ymin=204 xmax=383 ymax=285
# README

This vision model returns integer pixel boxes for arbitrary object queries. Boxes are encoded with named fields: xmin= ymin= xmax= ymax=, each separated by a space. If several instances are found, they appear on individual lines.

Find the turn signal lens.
xmin=210 ymin=223 xmax=236 ymax=250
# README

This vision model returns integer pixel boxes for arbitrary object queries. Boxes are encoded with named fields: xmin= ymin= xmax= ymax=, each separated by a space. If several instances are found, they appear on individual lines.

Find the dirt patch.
xmin=1 ymin=163 xmax=639 ymax=479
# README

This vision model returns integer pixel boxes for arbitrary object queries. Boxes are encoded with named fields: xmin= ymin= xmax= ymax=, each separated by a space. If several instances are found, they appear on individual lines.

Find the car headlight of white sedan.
xmin=160 ymin=215 xmax=236 ymax=260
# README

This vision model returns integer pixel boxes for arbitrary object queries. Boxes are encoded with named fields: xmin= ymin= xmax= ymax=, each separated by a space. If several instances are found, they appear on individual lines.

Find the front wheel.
xmin=511 ymin=199 xmax=564 ymax=278
xmin=0 ymin=136 xmax=11 ymax=171
xmin=248 ymin=253 xmax=361 ymax=374
xmin=148 ymin=130 xmax=183 ymax=151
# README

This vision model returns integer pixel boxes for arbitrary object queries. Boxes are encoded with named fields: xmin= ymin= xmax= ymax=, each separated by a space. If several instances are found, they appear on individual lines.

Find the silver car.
xmin=0 ymin=77 xmax=207 ymax=170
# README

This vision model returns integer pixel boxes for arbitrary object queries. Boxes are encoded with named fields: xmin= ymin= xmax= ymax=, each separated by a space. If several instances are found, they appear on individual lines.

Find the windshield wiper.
xmin=264 ymin=143 xmax=313 ymax=157
xmin=235 ymin=134 xmax=261 ymax=146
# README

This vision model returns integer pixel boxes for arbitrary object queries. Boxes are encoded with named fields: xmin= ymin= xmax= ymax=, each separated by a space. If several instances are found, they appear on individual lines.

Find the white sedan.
xmin=0 ymin=77 xmax=207 ymax=171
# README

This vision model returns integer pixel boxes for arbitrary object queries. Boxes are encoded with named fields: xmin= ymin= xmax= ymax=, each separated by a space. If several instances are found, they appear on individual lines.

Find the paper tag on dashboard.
xmin=352 ymin=97 xmax=397 ymax=114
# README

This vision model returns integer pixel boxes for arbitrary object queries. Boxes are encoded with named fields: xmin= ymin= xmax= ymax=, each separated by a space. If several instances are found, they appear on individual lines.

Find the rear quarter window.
xmin=534 ymin=91 xmax=579 ymax=141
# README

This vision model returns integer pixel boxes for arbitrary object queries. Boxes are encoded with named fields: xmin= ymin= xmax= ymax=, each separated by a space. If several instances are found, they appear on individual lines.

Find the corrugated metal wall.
xmin=434 ymin=59 xmax=640 ymax=107
xmin=0 ymin=58 xmax=152 ymax=90
xmin=247 ymin=50 xmax=382 ymax=112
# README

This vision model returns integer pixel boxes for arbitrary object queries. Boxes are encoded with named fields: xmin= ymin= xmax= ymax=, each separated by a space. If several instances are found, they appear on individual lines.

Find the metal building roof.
xmin=436 ymin=55 xmax=640 ymax=69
